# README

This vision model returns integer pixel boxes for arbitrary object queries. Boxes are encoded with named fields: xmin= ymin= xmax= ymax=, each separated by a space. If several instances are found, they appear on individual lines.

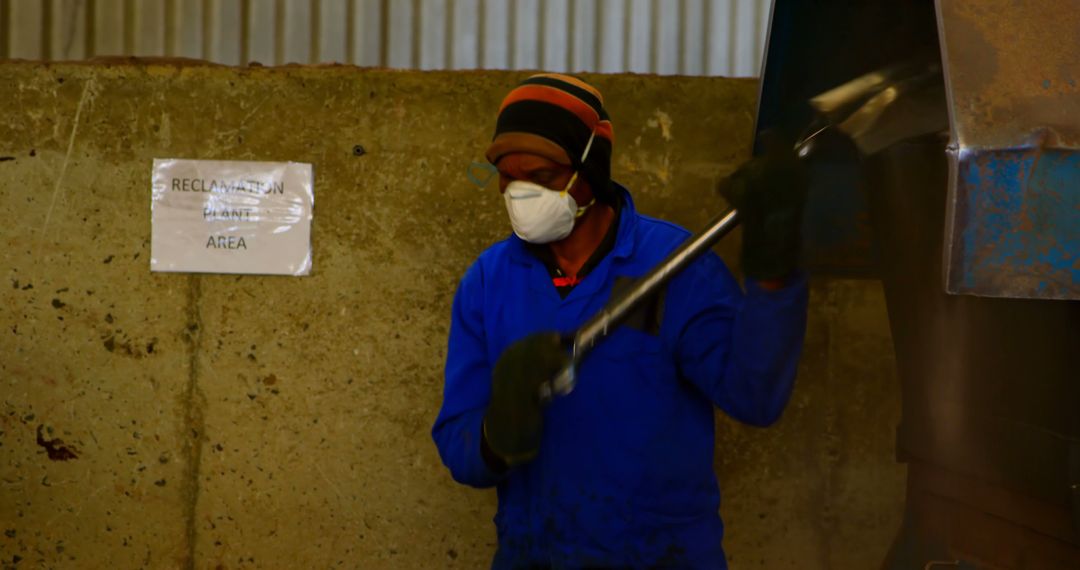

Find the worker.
xmin=432 ymin=73 xmax=808 ymax=569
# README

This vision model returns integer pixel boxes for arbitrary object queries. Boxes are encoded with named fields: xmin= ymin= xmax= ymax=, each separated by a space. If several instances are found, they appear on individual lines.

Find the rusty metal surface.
xmin=865 ymin=137 xmax=1080 ymax=568
xmin=936 ymin=0 xmax=1080 ymax=149
xmin=887 ymin=462 xmax=1080 ymax=570
xmin=937 ymin=0 xmax=1080 ymax=299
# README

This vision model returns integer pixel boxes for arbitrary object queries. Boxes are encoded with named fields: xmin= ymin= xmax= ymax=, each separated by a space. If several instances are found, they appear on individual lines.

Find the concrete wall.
xmin=0 ymin=61 xmax=903 ymax=569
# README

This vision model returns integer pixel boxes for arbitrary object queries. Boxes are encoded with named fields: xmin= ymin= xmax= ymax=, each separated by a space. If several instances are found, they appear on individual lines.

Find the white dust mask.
xmin=504 ymin=181 xmax=581 ymax=243
xmin=502 ymin=131 xmax=597 ymax=244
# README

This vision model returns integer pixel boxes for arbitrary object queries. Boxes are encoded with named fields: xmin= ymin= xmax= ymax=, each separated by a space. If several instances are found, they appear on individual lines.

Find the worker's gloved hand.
xmin=718 ymin=131 xmax=808 ymax=281
xmin=482 ymin=332 xmax=568 ymax=469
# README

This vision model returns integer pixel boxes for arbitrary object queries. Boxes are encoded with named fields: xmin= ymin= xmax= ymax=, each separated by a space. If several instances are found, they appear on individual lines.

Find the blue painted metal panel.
xmin=948 ymin=148 xmax=1080 ymax=298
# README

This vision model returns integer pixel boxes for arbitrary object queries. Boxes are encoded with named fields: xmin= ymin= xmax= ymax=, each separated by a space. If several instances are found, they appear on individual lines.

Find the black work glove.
xmin=718 ymin=131 xmax=808 ymax=281
xmin=482 ymin=332 xmax=568 ymax=469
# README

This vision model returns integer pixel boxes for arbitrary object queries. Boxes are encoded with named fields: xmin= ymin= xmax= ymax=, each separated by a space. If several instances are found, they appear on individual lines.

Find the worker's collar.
xmin=526 ymin=195 xmax=622 ymax=290
xmin=609 ymin=183 xmax=637 ymax=260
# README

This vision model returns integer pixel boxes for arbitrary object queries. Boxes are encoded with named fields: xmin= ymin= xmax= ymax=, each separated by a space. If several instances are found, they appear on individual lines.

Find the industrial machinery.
xmin=756 ymin=1 xmax=1079 ymax=568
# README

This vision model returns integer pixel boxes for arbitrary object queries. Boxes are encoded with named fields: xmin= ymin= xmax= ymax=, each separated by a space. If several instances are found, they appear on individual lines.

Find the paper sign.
xmin=150 ymin=159 xmax=313 ymax=275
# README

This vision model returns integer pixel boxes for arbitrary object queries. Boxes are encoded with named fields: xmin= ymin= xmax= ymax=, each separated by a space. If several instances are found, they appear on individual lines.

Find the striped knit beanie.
xmin=486 ymin=74 xmax=616 ymax=204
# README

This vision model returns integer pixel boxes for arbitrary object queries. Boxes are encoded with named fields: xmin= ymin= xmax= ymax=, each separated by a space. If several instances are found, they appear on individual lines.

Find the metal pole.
xmin=545 ymin=207 xmax=741 ymax=398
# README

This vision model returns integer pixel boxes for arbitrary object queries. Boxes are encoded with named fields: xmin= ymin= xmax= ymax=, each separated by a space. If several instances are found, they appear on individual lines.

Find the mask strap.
xmin=560 ymin=129 xmax=598 ymax=196
xmin=574 ymin=198 xmax=596 ymax=218
xmin=560 ymin=172 xmax=580 ymax=196
xmin=579 ymin=129 xmax=597 ymax=163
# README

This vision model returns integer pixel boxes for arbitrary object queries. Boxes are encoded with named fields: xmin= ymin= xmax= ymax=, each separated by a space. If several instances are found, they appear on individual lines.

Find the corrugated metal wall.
xmin=0 ymin=0 xmax=771 ymax=76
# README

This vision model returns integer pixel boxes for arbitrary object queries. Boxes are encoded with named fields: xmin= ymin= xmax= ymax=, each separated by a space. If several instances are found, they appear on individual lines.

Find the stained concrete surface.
xmin=1 ymin=62 xmax=903 ymax=569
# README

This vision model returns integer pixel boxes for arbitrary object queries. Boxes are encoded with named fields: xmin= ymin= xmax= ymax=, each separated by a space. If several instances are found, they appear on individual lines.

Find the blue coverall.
xmin=433 ymin=186 xmax=809 ymax=568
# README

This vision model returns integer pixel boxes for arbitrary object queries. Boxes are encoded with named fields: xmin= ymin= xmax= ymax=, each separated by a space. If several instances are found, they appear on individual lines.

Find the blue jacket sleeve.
xmin=431 ymin=260 xmax=505 ymax=488
xmin=671 ymin=254 xmax=809 ymax=426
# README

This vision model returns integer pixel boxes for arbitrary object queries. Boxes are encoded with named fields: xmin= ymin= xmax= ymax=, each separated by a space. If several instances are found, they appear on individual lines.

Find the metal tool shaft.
xmin=541 ymin=58 xmax=943 ymax=400
xmin=548 ymin=207 xmax=740 ymax=396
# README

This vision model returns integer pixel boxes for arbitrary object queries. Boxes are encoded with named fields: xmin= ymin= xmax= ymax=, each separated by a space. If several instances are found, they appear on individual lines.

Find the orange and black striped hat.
xmin=486 ymin=73 xmax=616 ymax=203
